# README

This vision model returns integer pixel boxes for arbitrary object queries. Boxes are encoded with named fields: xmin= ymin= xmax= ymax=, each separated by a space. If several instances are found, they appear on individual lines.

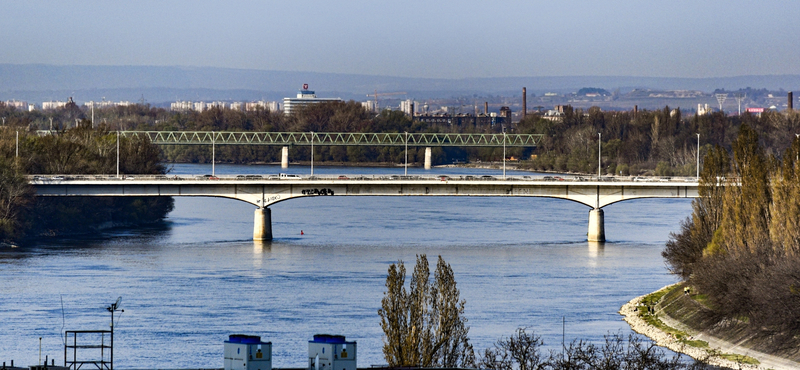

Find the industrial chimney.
xmin=522 ymin=87 xmax=527 ymax=120
xmin=789 ymin=92 xmax=794 ymax=111
xmin=484 ymin=102 xmax=488 ymax=115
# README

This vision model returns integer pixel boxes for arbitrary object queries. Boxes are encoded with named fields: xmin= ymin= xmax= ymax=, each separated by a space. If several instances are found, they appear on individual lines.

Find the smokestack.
xmin=789 ymin=92 xmax=794 ymax=111
xmin=484 ymin=102 xmax=488 ymax=115
xmin=522 ymin=87 xmax=527 ymax=119
xmin=634 ymin=105 xmax=638 ymax=116
xmin=410 ymin=102 xmax=415 ymax=117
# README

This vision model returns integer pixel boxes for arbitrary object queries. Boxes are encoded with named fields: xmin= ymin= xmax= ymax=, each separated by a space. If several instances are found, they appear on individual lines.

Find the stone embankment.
xmin=620 ymin=285 xmax=800 ymax=370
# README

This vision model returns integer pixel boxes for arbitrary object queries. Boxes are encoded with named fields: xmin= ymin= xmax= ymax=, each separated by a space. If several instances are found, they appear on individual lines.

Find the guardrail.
xmin=27 ymin=174 xmax=700 ymax=183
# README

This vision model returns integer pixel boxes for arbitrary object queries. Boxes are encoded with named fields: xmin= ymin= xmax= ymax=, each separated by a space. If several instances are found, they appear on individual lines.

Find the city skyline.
xmin=2 ymin=1 xmax=799 ymax=79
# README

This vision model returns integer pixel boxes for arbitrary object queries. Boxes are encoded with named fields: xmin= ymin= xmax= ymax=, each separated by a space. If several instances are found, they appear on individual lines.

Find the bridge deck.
xmin=30 ymin=174 xmax=699 ymax=209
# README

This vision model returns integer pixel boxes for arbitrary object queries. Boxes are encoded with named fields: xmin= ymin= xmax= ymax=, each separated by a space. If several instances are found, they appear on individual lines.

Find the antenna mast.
xmin=715 ymin=93 xmax=728 ymax=112
xmin=734 ymin=93 xmax=747 ymax=115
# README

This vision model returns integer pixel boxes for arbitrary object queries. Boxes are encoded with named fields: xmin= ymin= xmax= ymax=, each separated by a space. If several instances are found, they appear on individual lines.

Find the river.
xmin=0 ymin=164 xmax=692 ymax=368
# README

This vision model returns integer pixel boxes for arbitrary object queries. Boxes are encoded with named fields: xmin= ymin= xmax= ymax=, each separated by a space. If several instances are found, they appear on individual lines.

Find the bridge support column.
xmin=588 ymin=208 xmax=605 ymax=242
xmin=424 ymin=147 xmax=432 ymax=170
xmin=281 ymin=146 xmax=289 ymax=169
xmin=254 ymin=207 xmax=273 ymax=241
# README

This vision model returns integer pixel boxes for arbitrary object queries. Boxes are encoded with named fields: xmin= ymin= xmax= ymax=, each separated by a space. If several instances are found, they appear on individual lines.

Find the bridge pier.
xmin=281 ymin=146 xmax=289 ymax=169
xmin=424 ymin=147 xmax=432 ymax=170
xmin=254 ymin=207 xmax=273 ymax=241
xmin=587 ymin=208 xmax=605 ymax=242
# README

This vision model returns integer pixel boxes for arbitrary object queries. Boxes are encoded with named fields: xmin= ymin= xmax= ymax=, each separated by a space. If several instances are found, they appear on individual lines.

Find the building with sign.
xmin=283 ymin=85 xmax=342 ymax=115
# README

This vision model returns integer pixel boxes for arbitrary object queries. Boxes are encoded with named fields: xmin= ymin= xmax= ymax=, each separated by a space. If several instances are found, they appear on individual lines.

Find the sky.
xmin=2 ymin=0 xmax=799 ymax=79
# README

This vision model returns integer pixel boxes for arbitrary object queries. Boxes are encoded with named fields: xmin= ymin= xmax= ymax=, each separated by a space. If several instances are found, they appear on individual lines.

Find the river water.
xmin=0 ymin=164 xmax=692 ymax=368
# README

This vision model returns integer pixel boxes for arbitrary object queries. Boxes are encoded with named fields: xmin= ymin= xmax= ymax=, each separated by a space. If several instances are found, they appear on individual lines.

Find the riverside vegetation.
xmin=0 ymin=114 xmax=173 ymax=244
xmin=380 ymin=255 xmax=714 ymax=369
xmin=660 ymin=123 xmax=800 ymax=360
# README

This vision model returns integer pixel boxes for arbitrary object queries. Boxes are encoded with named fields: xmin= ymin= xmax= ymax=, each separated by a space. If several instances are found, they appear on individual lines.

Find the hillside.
xmin=2 ymin=64 xmax=800 ymax=105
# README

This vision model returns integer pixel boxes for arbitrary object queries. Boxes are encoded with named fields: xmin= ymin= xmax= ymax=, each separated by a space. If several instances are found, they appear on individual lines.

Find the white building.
xmin=84 ymin=100 xmax=132 ymax=108
xmin=171 ymin=101 xmax=194 ymax=111
xmin=283 ymin=86 xmax=342 ymax=115
xmin=400 ymin=99 xmax=417 ymax=115
xmin=4 ymin=100 xmax=34 ymax=111
xmin=361 ymin=100 xmax=376 ymax=113
xmin=42 ymin=101 xmax=68 ymax=110
xmin=246 ymin=101 xmax=280 ymax=112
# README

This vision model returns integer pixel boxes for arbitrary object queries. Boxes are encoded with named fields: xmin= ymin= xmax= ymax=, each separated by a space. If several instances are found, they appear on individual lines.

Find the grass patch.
xmin=682 ymin=339 xmax=709 ymax=348
xmin=637 ymin=285 xmax=706 ymax=347
xmin=637 ymin=283 xmax=761 ymax=366
xmin=717 ymin=352 xmax=760 ymax=365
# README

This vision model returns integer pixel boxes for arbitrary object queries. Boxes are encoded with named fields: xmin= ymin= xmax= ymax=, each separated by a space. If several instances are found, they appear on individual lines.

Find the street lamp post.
xmin=116 ymin=131 xmax=120 ymax=179
xmin=404 ymin=131 xmax=408 ymax=176
xmin=598 ymin=133 xmax=602 ymax=178
xmin=696 ymin=133 xmax=700 ymax=180
xmin=310 ymin=131 xmax=314 ymax=176
xmin=106 ymin=298 xmax=123 ymax=370
xmin=16 ymin=131 xmax=19 ymax=158
xmin=211 ymin=131 xmax=215 ymax=176
xmin=502 ymin=128 xmax=507 ymax=179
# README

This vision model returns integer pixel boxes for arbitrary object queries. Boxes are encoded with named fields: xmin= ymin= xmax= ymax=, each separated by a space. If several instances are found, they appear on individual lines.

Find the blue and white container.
xmin=308 ymin=334 xmax=356 ymax=370
xmin=224 ymin=334 xmax=272 ymax=370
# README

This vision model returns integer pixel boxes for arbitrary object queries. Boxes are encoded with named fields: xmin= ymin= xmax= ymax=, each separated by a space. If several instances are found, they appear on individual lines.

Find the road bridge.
xmin=30 ymin=175 xmax=698 ymax=242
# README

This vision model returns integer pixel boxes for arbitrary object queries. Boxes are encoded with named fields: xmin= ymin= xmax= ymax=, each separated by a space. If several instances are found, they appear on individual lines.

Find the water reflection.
xmin=587 ymin=241 xmax=605 ymax=257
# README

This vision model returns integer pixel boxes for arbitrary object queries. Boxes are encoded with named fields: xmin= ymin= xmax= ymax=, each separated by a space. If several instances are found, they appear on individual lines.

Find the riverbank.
xmin=620 ymin=284 xmax=800 ymax=370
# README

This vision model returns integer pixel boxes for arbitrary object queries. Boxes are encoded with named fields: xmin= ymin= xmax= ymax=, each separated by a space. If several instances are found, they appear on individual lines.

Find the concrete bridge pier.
xmin=424 ymin=147 xmax=432 ymax=170
xmin=254 ymin=207 xmax=273 ymax=241
xmin=587 ymin=208 xmax=605 ymax=242
xmin=281 ymin=146 xmax=289 ymax=169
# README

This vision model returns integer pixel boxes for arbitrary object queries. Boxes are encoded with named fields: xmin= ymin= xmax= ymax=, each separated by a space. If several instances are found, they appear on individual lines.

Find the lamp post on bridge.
xmin=502 ymin=127 xmax=506 ymax=179
xmin=404 ymin=131 xmax=408 ymax=176
xmin=212 ymin=131 xmax=215 ymax=177
xmin=696 ymin=133 xmax=700 ymax=180
xmin=117 ymin=131 xmax=120 ymax=179
xmin=597 ymin=133 xmax=602 ymax=178
xmin=310 ymin=131 xmax=314 ymax=176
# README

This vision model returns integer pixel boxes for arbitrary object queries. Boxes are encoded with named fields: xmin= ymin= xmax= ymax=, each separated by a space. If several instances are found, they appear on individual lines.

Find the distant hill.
xmin=1 ymin=64 xmax=799 ymax=105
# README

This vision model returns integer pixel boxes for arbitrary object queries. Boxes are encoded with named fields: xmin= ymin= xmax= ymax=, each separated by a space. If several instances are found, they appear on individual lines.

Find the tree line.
xmin=662 ymin=123 xmax=800 ymax=351
xmin=0 ymin=118 xmax=172 ymax=243
xmin=9 ymin=100 xmax=800 ymax=175
xmin=379 ymin=255 xmax=714 ymax=369
xmin=520 ymin=106 xmax=800 ymax=176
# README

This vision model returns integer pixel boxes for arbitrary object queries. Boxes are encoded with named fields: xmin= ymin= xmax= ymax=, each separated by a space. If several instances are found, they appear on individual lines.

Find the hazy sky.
xmin=2 ymin=1 xmax=799 ymax=79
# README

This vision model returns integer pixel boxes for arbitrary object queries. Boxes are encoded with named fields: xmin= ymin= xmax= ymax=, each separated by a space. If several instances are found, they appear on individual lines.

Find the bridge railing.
xmin=27 ymin=174 xmax=700 ymax=183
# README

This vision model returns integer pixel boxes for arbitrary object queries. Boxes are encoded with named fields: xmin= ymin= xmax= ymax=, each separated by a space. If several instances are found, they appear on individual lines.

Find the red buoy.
xmin=301 ymin=230 xmax=304 ymax=235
